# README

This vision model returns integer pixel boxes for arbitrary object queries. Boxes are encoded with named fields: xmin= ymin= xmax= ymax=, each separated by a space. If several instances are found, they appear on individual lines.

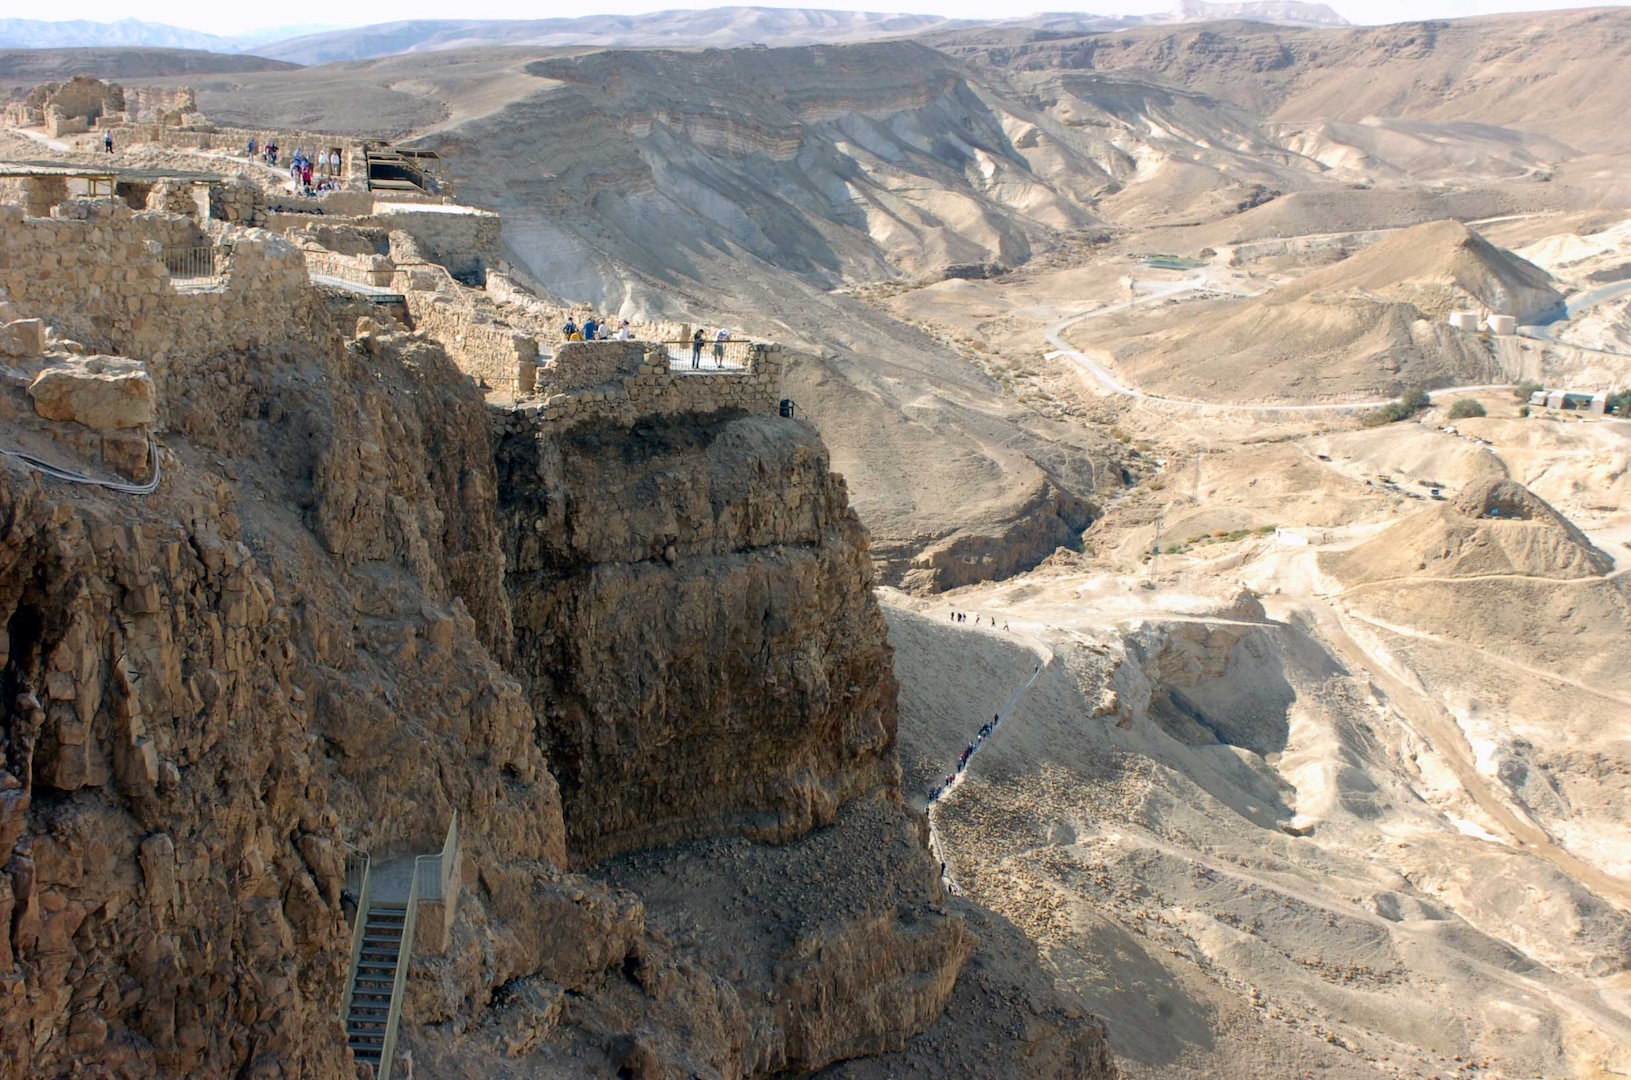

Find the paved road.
xmin=1044 ymin=277 xmax=1515 ymax=413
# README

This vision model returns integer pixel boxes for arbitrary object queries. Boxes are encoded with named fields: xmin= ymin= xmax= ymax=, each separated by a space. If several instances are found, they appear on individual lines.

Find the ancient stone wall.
xmin=0 ymin=176 xmax=68 ymax=219
xmin=406 ymin=290 xmax=539 ymax=394
xmin=530 ymin=341 xmax=786 ymax=430
xmin=0 ymin=202 xmax=323 ymax=417
xmin=376 ymin=204 xmax=500 ymax=284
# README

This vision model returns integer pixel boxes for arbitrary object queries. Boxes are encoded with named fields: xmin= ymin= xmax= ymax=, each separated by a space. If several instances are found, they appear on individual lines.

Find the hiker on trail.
xmin=993 ymin=713 xmax=1000 ymax=727
xmin=691 ymin=328 xmax=705 ymax=369
xmin=103 ymin=130 xmax=113 ymax=154
xmin=944 ymin=774 xmax=954 ymax=787
xmin=583 ymin=316 xmax=599 ymax=342
xmin=247 ymin=137 xmax=257 ymax=157
xmin=562 ymin=318 xmax=577 ymax=340
xmin=713 ymin=327 xmax=730 ymax=366
xmin=1004 ymin=622 xmax=1010 ymax=631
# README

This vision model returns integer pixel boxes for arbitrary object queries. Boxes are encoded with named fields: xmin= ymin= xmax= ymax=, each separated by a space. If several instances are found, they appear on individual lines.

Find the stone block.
xmin=29 ymin=356 xmax=156 ymax=430
xmin=0 ymin=319 xmax=45 ymax=358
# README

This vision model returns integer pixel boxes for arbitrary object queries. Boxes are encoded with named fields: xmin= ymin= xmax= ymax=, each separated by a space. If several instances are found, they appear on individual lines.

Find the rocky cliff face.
xmin=495 ymin=409 xmax=900 ymax=861
xmin=0 ymin=322 xmax=566 ymax=1078
xmin=0 ymin=230 xmax=1000 ymax=1076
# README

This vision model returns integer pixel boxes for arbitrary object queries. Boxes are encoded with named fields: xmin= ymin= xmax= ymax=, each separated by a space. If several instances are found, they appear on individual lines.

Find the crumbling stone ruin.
xmin=0 ymin=159 xmax=1114 ymax=1077
xmin=1 ymin=76 xmax=127 ymax=137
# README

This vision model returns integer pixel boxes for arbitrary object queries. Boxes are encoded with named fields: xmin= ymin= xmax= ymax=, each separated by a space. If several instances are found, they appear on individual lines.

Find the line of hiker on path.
xmin=949 ymin=610 xmax=1010 ymax=631
xmin=925 ymin=659 xmax=1041 ymax=804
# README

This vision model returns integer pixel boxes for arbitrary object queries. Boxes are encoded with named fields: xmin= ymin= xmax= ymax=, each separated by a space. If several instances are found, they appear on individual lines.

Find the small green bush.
xmin=1609 ymin=390 xmax=1631 ymax=416
xmin=1448 ymin=398 xmax=1487 ymax=420
xmin=1515 ymin=381 xmax=1544 ymax=401
xmin=1518 ymin=405 xmax=1530 ymax=418
xmin=1361 ymin=388 xmax=1432 ymax=427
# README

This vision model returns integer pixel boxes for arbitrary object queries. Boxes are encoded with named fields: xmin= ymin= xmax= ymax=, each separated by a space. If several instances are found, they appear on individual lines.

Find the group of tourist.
xmin=949 ymin=610 xmax=1010 ymax=631
xmin=560 ymin=316 xmax=634 ymax=342
xmin=555 ymin=317 xmax=737 ymax=368
xmin=246 ymin=138 xmax=344 ymax=194
xmin=925 ymin=660 xmax=1042 ymax=804
xmin=689 ymin=327 xmax=732 ymax=369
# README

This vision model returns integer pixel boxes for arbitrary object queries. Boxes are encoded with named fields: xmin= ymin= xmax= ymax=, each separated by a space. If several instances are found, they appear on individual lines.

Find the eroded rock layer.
xmin=495 ymin=410 xmax=900 ymax=862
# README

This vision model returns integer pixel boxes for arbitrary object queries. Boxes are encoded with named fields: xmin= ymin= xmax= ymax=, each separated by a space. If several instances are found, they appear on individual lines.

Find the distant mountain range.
xmin=0 ymin=5 xmax=1350 ymax=68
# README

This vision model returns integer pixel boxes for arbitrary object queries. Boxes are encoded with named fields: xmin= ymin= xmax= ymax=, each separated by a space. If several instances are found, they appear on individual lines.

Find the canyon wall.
xmin=0 ymin=203 xmax=1009 ymax=1078
xmin=494 ymin=406 xmax=900 ymax=861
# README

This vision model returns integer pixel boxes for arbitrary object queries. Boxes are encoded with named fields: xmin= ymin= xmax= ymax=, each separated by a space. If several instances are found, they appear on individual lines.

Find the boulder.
xmin=28 ymin=355 xmax=156 ymax=430
xmin=0 ymin=319 xmax=45 ymax=358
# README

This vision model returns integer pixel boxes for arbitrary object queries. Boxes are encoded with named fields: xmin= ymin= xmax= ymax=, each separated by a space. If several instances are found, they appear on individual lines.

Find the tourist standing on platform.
xmin=691 ymin=328 xmax=705 ymax=368
xmin=713 ymin=327 xmax=730 ymax=366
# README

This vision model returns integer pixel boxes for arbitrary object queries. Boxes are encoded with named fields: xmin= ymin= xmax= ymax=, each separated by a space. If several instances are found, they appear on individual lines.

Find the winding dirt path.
xmin=923 ymin=626 xmax=1053 ymax=893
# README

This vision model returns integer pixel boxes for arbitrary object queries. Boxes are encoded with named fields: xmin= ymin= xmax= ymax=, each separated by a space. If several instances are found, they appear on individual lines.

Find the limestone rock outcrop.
xmin=495 ymin=409 xmax=900 ymax=862
xmin=28 ymin=356 xmax=157 ymax=430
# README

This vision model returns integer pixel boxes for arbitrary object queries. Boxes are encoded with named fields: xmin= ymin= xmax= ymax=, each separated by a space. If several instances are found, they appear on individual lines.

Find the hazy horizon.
xmin=6 ymin=0 xmax=1629 ymax=39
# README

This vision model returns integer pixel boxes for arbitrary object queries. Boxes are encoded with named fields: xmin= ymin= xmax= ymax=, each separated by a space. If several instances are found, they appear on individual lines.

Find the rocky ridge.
xmin=0 ymin=198 xmax=1113 ymax=1076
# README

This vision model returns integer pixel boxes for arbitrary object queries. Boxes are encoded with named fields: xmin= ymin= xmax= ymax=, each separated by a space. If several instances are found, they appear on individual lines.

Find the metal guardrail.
xmin=657 ymin=338 xmax=761 ymax=366
xmin=338 ymin=844 xmax=372 ymax=1025
xmin=377 ymin=874 xmax=418 ymax=1080
xmin=414 ymin=811 xmax=458 ymax=903
xmin=164 ymin=244 xmax=226 ymax=288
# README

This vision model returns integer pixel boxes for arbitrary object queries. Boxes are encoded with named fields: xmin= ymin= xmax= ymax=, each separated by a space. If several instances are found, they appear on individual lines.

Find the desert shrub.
xmin=1608 ymin=390 xmax=1631 ymax=416
xmin=1448 ymin=398 xmax=1487 ymax=420
xmin=1361 ymin=388 xmax=1432 ymax=427
xmin=1515 ymin=381 xmax=1544 ymax=401
xmin=1399 ymin=386 xmax=1432 ymax=413
xmin=1518 ymin=405 xmax=1530 ymax=418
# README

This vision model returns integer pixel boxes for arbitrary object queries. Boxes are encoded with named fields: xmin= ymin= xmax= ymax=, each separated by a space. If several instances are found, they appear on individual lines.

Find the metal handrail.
xmin=376 ymin=873 xmax=419 ymax=1080
xmin=338 ymin=845 xmax=371 ymax=1024
xmin=413 ymin=811 xmax=457 ymax=902
xmin=163 ymin=244 xmax=226 ymax=286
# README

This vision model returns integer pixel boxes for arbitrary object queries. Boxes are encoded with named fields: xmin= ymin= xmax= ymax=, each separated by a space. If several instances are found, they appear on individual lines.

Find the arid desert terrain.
xmin=3 ymin=6 xmax=1630 ymax=1078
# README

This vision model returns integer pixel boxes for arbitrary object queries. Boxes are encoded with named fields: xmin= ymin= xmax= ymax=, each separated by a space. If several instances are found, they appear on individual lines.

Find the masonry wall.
xmin=0 ymin=201 xmax=326 ymax=419
xmin=529 ymin=343 xmax=786 ymax=430
xmin=376 ymin=205 xmax=500 ymax=284
xmin=407 ymin=290 xmax=539 ymax=394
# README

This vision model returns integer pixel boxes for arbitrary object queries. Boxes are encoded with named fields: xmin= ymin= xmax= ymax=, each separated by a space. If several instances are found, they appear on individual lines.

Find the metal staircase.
xmin=339 ymin=813 xmax=458 ymax=1080
xmin=345 ymin=901 xmax=410 ymax=1071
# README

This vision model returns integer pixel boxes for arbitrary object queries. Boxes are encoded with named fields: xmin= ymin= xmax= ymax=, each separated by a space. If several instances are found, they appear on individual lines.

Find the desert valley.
xmin=0 ymin=4 xmax=1629 ymax=1078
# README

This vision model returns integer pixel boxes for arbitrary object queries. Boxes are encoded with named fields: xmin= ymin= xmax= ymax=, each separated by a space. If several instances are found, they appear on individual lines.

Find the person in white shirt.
xmin=713 ymin=327 xmax=730 ymax=367
xmin=615 ymin=320 xmax=632 ymax=341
